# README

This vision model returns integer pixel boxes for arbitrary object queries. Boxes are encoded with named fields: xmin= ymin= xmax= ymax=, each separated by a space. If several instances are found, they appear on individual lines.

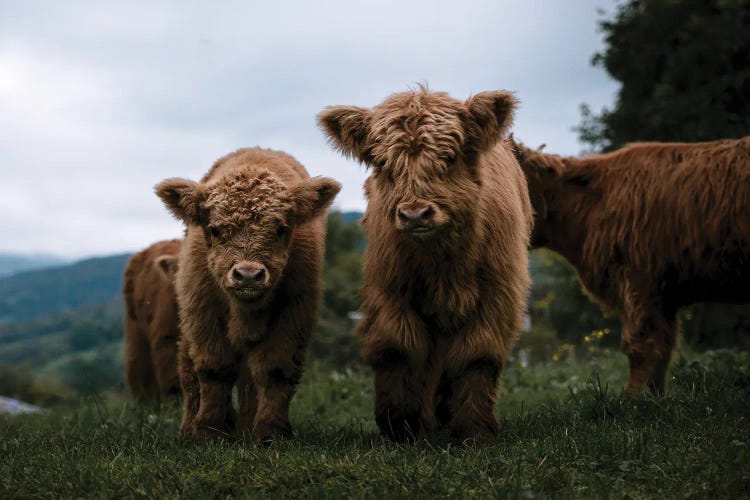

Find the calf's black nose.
xmin=397 ymin=204 xmax=435 ymax=223
xmin=230 ymin=263 xmax=267 ymax=287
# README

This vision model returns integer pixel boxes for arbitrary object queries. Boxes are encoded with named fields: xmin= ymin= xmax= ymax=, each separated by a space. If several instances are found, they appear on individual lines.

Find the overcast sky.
xmin=0 ymin=1 xmax=619 ymax=258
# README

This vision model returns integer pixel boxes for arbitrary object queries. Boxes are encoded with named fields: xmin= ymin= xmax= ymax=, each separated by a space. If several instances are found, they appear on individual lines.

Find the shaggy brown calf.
xmin=123 ymin=239 xmax=181 ymax=401
xmin=513 ymin=136 xmax=750 ymax=393
xmin=318 ymin=88 xmax=532 ymax=442
xmin=155 ymin=147 xmax=340 ymax=441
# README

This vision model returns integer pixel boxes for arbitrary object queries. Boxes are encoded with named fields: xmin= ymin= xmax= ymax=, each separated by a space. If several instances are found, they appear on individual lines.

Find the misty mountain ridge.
xmin=0 ymin=253 xmax=131 ymax=322
xmin=0 ymin=253 xmax=68 ymax=278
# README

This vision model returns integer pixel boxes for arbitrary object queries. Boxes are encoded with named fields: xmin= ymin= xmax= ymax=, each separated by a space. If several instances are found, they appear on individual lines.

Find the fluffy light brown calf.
xmin=319 ymin=87 xmax=532 ymax=442
xmin=123 ymin=239 xmax=181 ymax=401
xmin=513 ymin=136 xmax=750 ymax=393
xmin=155 ymin=147 xmax=340 ymax=441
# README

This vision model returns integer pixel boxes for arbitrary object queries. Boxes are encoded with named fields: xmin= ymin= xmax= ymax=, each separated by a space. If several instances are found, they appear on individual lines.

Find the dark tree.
xmin=578 ymin=0 xmax=750 ymax=150
xmin=308 ymin=212 xmax=365 ymax=365
xmin=322 ymin=211 xmax=363 ymax=318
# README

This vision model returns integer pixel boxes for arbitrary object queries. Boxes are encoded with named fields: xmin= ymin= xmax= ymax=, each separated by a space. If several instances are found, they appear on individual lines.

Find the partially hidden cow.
xmin=123 ymin=239 xmax=182 ymax=401
xmin=155 ymin=147 xmax=340 ymax=441
xmin=512 ymin=136 xmax=750 ymax=393
xmin=318 ymin=87 xmax=532 ymax=442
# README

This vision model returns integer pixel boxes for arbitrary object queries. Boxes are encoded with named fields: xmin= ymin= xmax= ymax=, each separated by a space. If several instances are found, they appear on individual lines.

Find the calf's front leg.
xmin=245 ymin=296 xmax=313 ymax=442
xmin=360 ymin=299 xmax=430 ymax=442
xmin=190 ymin=336 xmax=240 ymax=439
xmin=246 ymin=345 xmax=306 ymax=442
xmin=236 ymin=360 xmax=258 ymax=435
xmin=444 ymin=357 xmax=502 ymax=442
xmin=371 ymin=348 xmax=427 ymax=441
xmin=443 ymin=319 xmax=509 ymax=443
xmin=195 ymin=366 xmax=237 ymax=438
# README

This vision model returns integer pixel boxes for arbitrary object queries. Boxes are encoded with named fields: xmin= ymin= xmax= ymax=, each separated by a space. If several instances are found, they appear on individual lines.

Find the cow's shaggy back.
xmin=319 ymin=87 xmax=533 ymax=442
xmin=515 ymin=136 xmax=750 ymax=392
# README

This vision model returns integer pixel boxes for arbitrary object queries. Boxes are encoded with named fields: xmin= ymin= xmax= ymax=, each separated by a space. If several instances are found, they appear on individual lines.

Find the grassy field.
xmin=1 ymin=348 xmax=749 ymax=498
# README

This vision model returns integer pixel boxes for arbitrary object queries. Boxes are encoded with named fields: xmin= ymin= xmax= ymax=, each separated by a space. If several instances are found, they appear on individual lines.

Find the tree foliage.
xmin=322 ymin=212 xmax=364 ymax=319
xmin=310 ymin=212 xmax=365 ymax=365
xmin=578 ymin=0 xmax=750 ymax=150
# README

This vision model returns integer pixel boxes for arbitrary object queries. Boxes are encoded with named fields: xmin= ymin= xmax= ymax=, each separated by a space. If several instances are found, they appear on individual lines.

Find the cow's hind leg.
xmin=151 ymin=338 xmax=180 ymax=399
xmin=124 ymin=318 xmax=157 ymax=402
xmin=177 ymin=340 xmax=200 ymax=437
xmin=622 ymin=304 xmax=677 ymax=394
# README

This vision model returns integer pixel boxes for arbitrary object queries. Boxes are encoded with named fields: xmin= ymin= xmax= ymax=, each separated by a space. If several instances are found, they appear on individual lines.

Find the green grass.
xmin=1 ymin=349 xmax=749 ymax=498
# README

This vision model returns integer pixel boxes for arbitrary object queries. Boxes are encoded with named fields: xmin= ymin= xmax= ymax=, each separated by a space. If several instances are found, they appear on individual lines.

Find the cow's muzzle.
xmin=396 ymin=201 xmax=441 ymax=235
xmin=225 ymin=261 xmax=271 ymax=302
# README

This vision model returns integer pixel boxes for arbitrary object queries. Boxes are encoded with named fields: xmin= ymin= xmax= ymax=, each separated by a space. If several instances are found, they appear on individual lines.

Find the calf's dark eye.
xmin=210 ymin=227 xmax=221 ymax=238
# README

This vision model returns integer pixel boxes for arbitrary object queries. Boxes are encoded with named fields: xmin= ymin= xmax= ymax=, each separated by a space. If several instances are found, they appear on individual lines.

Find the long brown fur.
xmin=123 ymin=239 xmax=182 ymax=401
xmin=155 ymin=147 xmax=340 ymax=441
xmin=318 ymin=87 xmax=532 ymax=442
xmin=512 ymin=136 xmax=750 ymax=393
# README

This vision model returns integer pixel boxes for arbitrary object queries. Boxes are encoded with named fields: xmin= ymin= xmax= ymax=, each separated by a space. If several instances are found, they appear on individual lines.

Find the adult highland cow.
xmin=512 ymin=137 xmax=750 ymax=393
xmin=123 ymin=239 xmax=181 ymax=401
xmin=318 ymin=87 xmax=532 ymax=442
xmin=155 ymin=147 xmax=340 ymax=441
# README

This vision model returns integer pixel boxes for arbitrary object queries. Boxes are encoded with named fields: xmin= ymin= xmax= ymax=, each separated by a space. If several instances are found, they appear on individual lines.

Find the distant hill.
xmin=0 ymin=253 xmax=67 ymax=278
xmin=0 ymin=254 xmax=131 ymax=322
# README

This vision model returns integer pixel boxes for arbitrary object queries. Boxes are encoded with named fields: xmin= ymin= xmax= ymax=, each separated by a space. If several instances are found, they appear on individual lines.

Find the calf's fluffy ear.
xmin=154 ymin=255 xmax=178 ymax=280
xmin=290 ymin=177 xmax=342 ymax=225
xmin=154 ymin=178 xmax=207 ymax=226
xmin=317 ymin=106 xmax=372 ymax=163
xmin=464 ymin=90 xmax=518 ymax=154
